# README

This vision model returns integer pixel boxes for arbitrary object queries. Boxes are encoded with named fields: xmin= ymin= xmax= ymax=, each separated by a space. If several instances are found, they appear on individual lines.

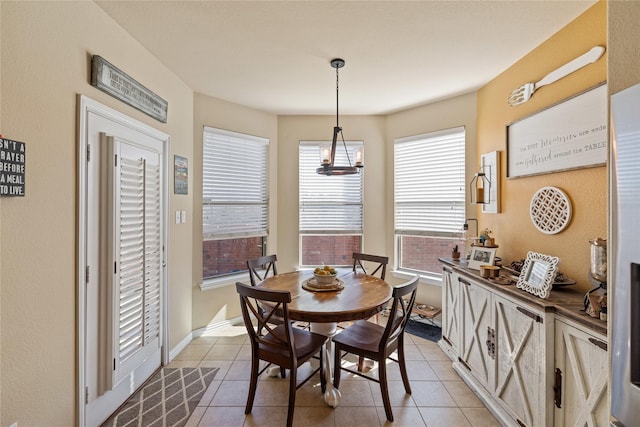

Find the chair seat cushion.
xmin=332 ymin=320 xmax=385 ymax=354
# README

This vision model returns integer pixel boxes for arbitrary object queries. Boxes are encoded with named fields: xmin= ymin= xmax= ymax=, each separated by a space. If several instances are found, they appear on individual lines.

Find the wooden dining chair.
xmin=247 ymin=254 xmax=310 ymax=332
xmin=352 ymin=252 xmax=388 ymax=279
xmin=236 ymin=282 xmax=327 ymax=427
xmin=332 ymin=276 xmax=419 ymax=422
xmin=247 ymin=254 xmax=278 ymax=286
xmin=350 ymin=252 xmax=389 ymax=330
xmin=247 ymin=255 xmax=285 ymax=335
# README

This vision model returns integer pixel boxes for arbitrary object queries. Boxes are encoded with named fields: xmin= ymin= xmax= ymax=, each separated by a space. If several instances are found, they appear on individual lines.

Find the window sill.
xmin=200 ymin=272 xmax=251 ymax=291
xmin=392 ymin=270 xmax=443 ymax=287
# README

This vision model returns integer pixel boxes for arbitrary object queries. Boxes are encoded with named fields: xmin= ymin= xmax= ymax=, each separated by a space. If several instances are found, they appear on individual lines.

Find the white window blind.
xmin=394 ymin=127 xmax=465 ymax=237
xmin=299 ymin=141 xmax=363 ymax=234
xmin=203 ymin=127 xmax=269 ymax=240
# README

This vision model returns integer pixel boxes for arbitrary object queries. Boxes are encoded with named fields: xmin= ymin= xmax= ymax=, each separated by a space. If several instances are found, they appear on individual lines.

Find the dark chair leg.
xmin=333 ymin=346 xmax=342 ymax=388
xmin=280 ymin=366 xmax=287 ymax=378
xmin=286 ymin=365 xmax=297 ymax=427
xmin=378 ymin=358 xmax=394 ymax=422
xmin=320 ymin=348 xmax=326 ymax=393
xmin=245 ymin=355 xmax=259 ymax=414
xmin=357 ymin=355 xmax=365 ymax=372
xmin=398 ymin=337 xmax=412 ymax=394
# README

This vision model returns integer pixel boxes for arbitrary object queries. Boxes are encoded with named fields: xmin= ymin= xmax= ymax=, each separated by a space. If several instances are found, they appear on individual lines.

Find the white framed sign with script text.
xmin=507 ymin=83 xmax=607 ymax=178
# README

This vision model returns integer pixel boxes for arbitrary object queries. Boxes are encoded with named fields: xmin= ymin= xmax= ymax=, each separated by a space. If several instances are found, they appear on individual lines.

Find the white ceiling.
xmin=95 ymin=0 xmax=596 ymax=115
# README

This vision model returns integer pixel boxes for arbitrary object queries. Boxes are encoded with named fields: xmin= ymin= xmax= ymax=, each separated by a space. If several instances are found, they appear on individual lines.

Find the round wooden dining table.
xmin=257 ymin=269 xmax=392 ymax=323
xmin=258 ymin=269 xmax=392 ymax=407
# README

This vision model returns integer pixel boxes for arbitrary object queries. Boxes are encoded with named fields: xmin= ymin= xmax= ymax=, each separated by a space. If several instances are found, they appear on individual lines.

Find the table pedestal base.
xmin=311 ymin=322 xmax=341 ymax=407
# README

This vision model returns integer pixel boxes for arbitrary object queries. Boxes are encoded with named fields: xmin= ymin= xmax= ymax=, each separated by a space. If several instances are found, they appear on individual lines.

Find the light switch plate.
xmin=175 ymin=211 xmax=181 ymax=224
xmin=181 ymin=210 xmax=187 ymax=223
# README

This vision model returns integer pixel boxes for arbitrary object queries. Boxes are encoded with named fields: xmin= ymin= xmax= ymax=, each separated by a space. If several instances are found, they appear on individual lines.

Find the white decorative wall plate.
xmin=529 ymin=186 xmax=572 ymax=234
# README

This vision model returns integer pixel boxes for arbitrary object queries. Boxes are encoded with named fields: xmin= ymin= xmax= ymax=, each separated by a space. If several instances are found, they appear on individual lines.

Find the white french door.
xmin=78 ymin=96 xmax=169 ymax=427
xmin=108 ymin=135 xmax=163 ymax=388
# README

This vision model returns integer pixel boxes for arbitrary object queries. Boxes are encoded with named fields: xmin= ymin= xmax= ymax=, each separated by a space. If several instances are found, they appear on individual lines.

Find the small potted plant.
xmin=452 ymin=245 xmax=460 ymax=261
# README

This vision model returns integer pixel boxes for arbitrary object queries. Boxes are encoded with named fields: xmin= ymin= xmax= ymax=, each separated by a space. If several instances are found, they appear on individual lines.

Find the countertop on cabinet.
xmin=440 ymin=257 xmax=607 ymax=336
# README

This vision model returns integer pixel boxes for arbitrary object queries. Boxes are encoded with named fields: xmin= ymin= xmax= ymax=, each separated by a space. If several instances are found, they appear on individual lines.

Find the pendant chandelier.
xmin=316 ymin=58 xmax=363 ymax=176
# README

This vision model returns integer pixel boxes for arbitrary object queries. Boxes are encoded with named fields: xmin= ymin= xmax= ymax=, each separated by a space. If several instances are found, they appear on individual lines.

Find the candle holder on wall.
xmin=469 ymin=165 xmax=491 ymax=204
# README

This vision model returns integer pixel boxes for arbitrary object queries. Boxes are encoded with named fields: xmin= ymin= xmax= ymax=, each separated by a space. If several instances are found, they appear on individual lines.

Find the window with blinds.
xmin=202 ymin=127 xmax=269 ymax=278
xmin=299 ymin=141 xmax=363 ymax=266
xmin=394 ymin=127 xmax=465 ymax=276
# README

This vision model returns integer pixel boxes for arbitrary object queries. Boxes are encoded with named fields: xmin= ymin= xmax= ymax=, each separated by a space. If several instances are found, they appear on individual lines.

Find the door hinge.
xmin=114 ymin=262 xmax=117 ymax=274
xmin=553 ymin=367 xmax=562 ymax=408
xmin=87 ymin=144 xmax=91 ymax=162
xmin=85 ymin=386 xmax=89 ymax=404
xmin=85 ymin=265 xmax=90 ymax=284
xmin=517 ymin=306 xmax=543 ymax=323
xmin=113 ymin=358 xmax=116 ymax=371
xmin=114 ymin=153 xmax=118 ymax=167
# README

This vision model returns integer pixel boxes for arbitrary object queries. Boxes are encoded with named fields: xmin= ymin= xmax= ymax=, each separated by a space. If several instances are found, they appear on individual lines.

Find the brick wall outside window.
xmin=301 ymin=235 xmax=362 ymax=267
xmin=203 ymin=237 xmax=264 ymax=279
xmin=399 ymin=235 xmax=464 ymax=275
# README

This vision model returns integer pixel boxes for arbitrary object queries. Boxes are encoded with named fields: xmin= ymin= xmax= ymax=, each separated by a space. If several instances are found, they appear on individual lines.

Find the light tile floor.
xmin=170 ymin=323 xmax=500 ymax=427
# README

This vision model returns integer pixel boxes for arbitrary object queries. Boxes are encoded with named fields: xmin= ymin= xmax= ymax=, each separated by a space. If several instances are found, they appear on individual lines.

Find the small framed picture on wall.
xmin=174 ymin=155 xmax=188 ymax=195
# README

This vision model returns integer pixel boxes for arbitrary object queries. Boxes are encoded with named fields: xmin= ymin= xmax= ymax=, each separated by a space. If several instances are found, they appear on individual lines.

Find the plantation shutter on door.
xmin=109 ymin=136 xmax=162 ymax=388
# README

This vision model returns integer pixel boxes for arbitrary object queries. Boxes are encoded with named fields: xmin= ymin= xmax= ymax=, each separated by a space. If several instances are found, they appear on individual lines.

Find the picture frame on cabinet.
xmin=468 ymin=247 xmax=497 ymax=270
xmin=516 ymin=251 xmax=559 ymax=299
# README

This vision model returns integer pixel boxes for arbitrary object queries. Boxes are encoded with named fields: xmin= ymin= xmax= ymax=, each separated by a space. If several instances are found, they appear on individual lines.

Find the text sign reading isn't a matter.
xmin=0 ymin=137 xmax=26 ymax=196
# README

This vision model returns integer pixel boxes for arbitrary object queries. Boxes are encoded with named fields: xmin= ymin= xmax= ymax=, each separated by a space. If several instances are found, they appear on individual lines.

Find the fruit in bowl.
xmin=313 ymin=265 xmax=337 ymax=285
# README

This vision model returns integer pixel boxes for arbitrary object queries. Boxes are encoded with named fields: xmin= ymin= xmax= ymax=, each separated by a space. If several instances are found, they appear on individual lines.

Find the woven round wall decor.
xmin=529 ymin=186 xmax=572 ymax=234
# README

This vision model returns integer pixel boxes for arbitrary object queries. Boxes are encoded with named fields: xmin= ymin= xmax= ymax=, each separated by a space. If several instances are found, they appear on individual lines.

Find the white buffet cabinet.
xmin=439 ymin=261 xmax=608 ymax=427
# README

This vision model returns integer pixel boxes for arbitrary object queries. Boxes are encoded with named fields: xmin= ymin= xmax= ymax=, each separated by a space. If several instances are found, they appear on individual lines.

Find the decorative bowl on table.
xmin=313 ymin=266 xmax=337 ymax=285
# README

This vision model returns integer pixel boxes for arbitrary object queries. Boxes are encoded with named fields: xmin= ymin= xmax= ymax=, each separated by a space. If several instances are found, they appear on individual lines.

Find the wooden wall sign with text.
xmin=0 ymin=137 xmax=26 ymax=197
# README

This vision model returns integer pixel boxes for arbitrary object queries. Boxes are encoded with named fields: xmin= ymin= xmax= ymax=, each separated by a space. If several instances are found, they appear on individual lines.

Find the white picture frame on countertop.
xmin=468 ymin=246 xmax=497 ymax=270
xmin=516 ymin=251 xmax=559 ymax=299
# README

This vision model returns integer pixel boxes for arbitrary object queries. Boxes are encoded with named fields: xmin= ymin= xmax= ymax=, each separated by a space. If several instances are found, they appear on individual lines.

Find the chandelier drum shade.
xmin=317 ymin=58 xmax=363 ymax=176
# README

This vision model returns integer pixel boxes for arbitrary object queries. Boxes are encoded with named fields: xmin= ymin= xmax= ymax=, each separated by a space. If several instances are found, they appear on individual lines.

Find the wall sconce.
xmin=470 ymin=165 xmax=491 ymax=204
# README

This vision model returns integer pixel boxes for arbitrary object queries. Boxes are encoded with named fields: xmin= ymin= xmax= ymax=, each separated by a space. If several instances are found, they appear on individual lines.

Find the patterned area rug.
xmin=102 ymin=367 xmax=218 ymax=427
xmin=405 ymin=318 xmax=442 ymax=342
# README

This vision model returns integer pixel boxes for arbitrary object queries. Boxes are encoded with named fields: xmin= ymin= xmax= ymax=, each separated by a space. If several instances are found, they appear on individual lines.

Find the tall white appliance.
xmin=610 ymin=83 xmax=640 ymax=426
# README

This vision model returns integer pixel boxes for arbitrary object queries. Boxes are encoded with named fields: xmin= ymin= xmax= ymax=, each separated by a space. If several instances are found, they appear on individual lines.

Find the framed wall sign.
xmin=0 ymin=137 xmax=26 ymax=197
xmin=507 ymin=83 xmax=607 ymax=178
xmin=174 ymin=155 xmax=188 ymax=194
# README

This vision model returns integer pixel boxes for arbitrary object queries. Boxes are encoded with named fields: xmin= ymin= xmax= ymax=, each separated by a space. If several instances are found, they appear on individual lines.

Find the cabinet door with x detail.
xmin=492 ymin=294 xmax=547 ymax=427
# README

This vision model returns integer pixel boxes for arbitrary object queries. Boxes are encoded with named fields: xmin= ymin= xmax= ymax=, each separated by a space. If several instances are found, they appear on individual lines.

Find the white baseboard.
xmin=168 ymin=316 xmax=244 ymax=361
xmin=191 ymin=316 xmax=244 ymax=338
xmin=169 ymin=332 xmax=193 ymax=362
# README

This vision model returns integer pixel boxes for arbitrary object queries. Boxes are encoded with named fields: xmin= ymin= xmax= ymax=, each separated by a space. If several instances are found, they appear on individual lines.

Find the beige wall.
xmin=476 ymin=1 xmax=607 ymax=291
xmin=0 ymin=2 xmax=194 ymax=425
xmin=385 ymin=92 xmax=478 ymax=307
xmin=191 ymin=93 xmax=278 ymax=330
xmin=276 ymin=115 xmax=387 ymax=271
xmin=608 ymin=1 xmax=640 ymax=95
